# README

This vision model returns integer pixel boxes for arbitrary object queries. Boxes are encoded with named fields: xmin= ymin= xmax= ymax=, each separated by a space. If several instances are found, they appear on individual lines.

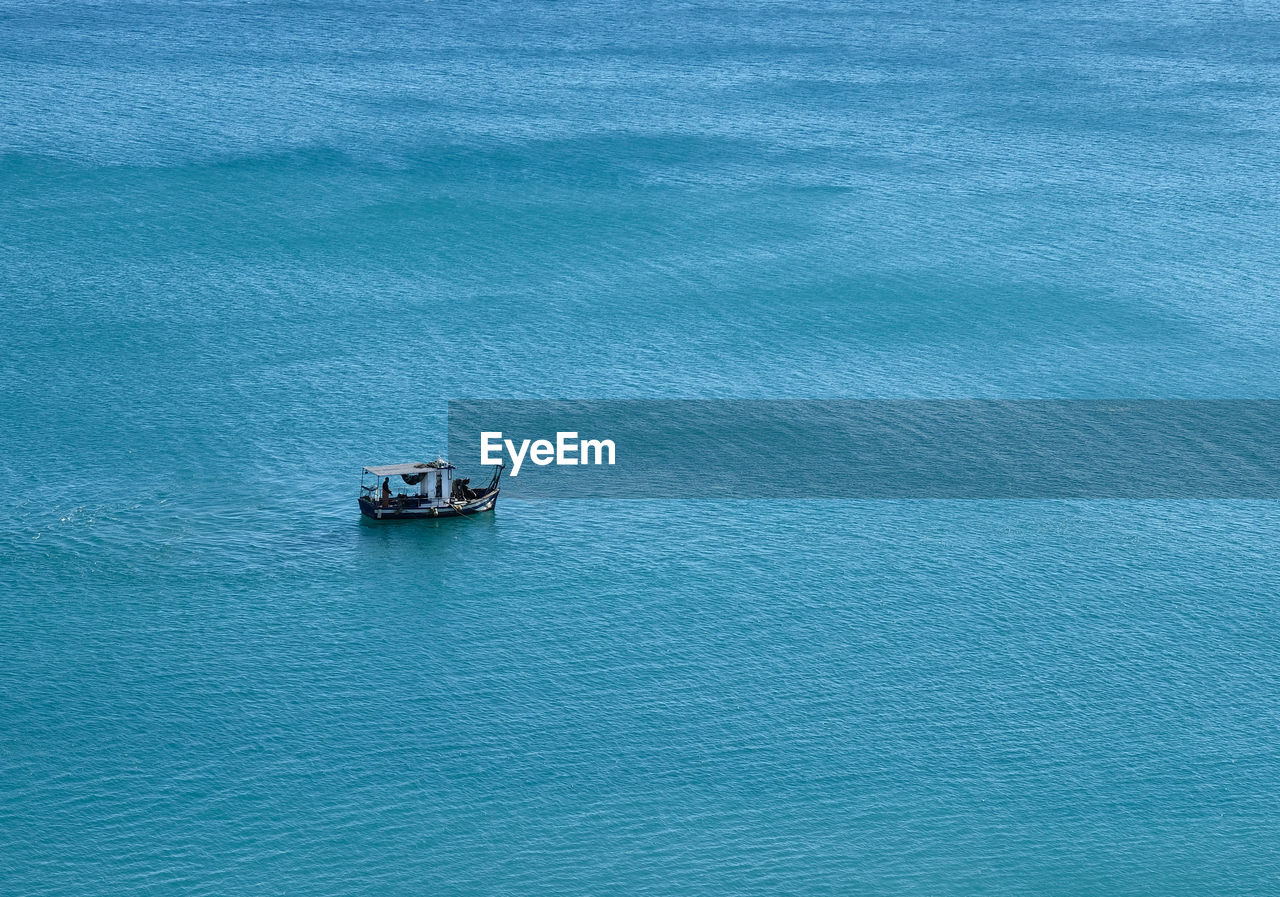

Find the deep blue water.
xmin=3 ymin=1 xmax=1280 ymax=894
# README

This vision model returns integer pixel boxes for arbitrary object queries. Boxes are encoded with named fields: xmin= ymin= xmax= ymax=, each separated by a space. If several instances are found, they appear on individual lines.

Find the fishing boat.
xmin=358 ymin=458 xmax=502 ymax=520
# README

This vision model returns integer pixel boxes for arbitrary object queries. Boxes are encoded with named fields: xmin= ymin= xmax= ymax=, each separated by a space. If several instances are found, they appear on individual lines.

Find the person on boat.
xmin=380 ymin=477 xmax=391 ymax=508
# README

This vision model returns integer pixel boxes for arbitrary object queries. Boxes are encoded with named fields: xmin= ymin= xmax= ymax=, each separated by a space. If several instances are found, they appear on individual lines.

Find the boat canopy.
xmin=363 ymin=459 xmax=455 ymax=477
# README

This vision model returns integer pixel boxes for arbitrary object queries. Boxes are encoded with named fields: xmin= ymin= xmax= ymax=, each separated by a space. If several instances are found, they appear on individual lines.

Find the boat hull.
xmin=358 ymin=490 xmax=498 ymax=521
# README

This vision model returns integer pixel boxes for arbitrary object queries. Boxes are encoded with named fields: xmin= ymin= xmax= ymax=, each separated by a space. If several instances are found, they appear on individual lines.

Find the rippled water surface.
xmin=3 ymin=1 xmax=1280 ymax=894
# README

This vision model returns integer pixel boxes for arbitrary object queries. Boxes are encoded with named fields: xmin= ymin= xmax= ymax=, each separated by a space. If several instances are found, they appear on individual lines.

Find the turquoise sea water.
xmin=4 ymin=1 xmax=1280 ymax=893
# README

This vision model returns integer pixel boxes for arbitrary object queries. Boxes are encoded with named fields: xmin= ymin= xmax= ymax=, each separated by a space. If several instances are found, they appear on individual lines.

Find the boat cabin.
xmin=358 ymin=458 xmax=502 ymax=520
xmin=364 ymin=459 xmax=455 ymax=507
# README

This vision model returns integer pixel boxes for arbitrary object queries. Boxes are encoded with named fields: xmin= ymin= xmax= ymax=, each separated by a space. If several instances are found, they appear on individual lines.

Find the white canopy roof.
xmin=364 ymin=459 xmax=454 ymax=477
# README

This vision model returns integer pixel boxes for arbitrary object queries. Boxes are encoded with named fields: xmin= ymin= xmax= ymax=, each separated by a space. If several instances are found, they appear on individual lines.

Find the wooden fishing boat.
xmin=358 ymin=458 xmax=502 ymax=520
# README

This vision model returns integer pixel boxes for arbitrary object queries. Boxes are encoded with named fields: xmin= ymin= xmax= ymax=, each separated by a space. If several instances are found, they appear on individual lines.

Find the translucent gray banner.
xmin=447 ymin=400 xmax=1280 ymax=499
